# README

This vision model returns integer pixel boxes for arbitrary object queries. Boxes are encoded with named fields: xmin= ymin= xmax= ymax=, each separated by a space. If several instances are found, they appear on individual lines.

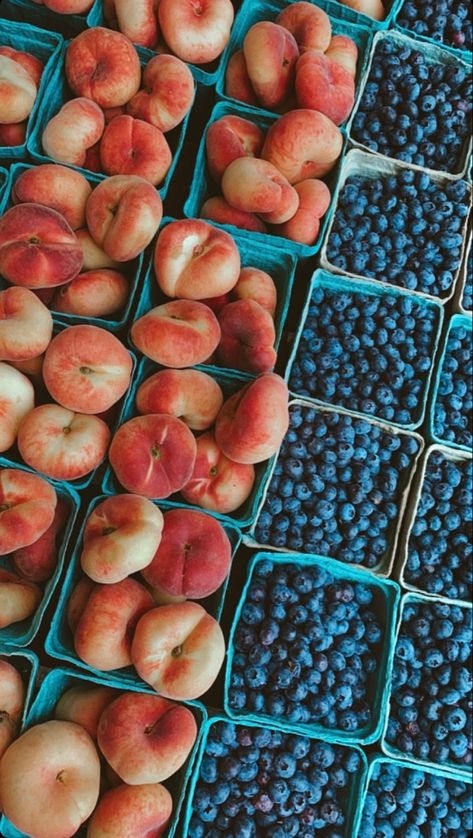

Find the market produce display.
xmin=0 ymin=0 xmax=471 ymax=835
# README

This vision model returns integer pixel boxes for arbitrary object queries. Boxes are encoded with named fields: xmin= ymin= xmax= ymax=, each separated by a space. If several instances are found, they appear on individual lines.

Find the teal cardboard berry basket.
xmin=181 ymin=713 xmax=369 ymax=837
xmin=27 ymin=44 xmax=195 ymax=202
xmin=394 ymin=0 xmax=473 ymax=64
xmin=353 ymin=753 xmax=473 ymax=838
xmin=216 ymin=0 xmax=373 ymax=124
xmin=429 ymin=313 xmax=473 ymax=452
xmin=45 ymin=491 xmax=241 ymax=683
xmin=0 ymin=0 xmax=102 ymax=37
xmin=285 ymin=268 xmax=444 ymax=431
xmin=224 ymin=551 xmax=401 ymax=746
xmin=183 ymin=99 xmax=348 ymax=259
xmin=0 ymin=457 xmax=79 ymax=649
xmin=0 ymin=667 xmax=206 ymax=838
xmin=0 ymin=166 xmax=8 ymax=209
xmin=454 ymin=225 xmax=472 ymax=316
xmin=101 ymin=356 xmax=282 ymax=530
xmin=0 ymin=18 xmax=63 ymax=162
xmin=2 ymin=163 xmax=146 ymax=334
xmin=381 ymin=591 xmax=473 ymax=779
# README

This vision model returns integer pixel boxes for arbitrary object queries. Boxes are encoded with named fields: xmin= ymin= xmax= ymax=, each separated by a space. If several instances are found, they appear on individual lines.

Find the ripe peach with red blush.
xmin=181 ymin=431 xmax=255 ymax=514
xmin=272 ymin=178 xmax=331 ymax=246
xmin=243 ymin=21 xmax=299 ymax=109
xmin=136 ymin=368 xmax=224 ymax=431
xmin=0 ymin=363 xmax=35 ymax=453
xmin=276 ymin=1 xmax=332 ymax=52
xmin=233 ymin=267 xmax=277 ymax=316
xmin=54 ymin=685 xmax=116 ymax=740
xmin=131 ymin=300 xmax=221 ymax=368
xmin=66 ymin=27 xmax=141 ymax=108
xmin=87 ymin=782 xmax=172 ymax=838
xmin=0 ymin=55 xmax=37 ymax=124
xmin=222 ymin=157 xmax=299 ymax=221
xmin=262 ymin=109 xmax=343 ymax=182
xmin=205 ymin=115 xmax=265 ymax=183
xmin=200 ymin=197 xmax=268 ymax=234
xmin=218 ymin=299 xmax=277 ymax=374
xmin=0 ymin=659 xmax=25 ymax=760
xmin=52 ymin=269 xmax=129 ymax=317
xmin=12 ymin=497 xmax=70 ymax=582
xmin=158 ymin=0 xmax=234 ymax=65
xmin=295 ymin=52 xmax=355 ymax=125
xmin=12 ymin=164 xmax=92 ymax=230
xmin=127 ymin=54 xmax=194 ymax=132
xmin=0 ymin=568 xmax=42 ymax=628
xmin=42 ymin=98 xmax=105 ymax=168
xmin=225 ymin=50 xmax=258 ymax=106
xmin=0 ymin=288 xmax=53 ymax=362
xmin=0 ymin=467 xmax=57 ymax=555
xmin=100 ymin=115 xmax=172 ymax=186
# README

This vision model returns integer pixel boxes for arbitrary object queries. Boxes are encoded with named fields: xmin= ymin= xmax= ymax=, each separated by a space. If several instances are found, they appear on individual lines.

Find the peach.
xmin=262 ymin=109 xmax=343 ymax=182
xmin=136 ymin=368 xmax=224 ymax=431
xmin=233 ymin=267 xmax=277 ymax=316
xmin=200 ymin=196 xmax=268 ymax=234
xmin=0 ymin=362 xmax=35 ymax=453
xmin=67 ymin=577 xmax=95 ymax=633
xmin=54 ymin=685 xmax=116 ymax=740
xmin=42 ymin=98 xmax=105 ymax=168
xmin=86 ymin=175 xmax=163 ymax=262
xmin=222 ymin=157 xmax=298 ymax=221
xmin=277 ymin=1 xmax=332 ymax=52
xmin=80 ymin=494 xmax=164 ymax=584
xmin=0 ymin=47 xmax=43 ymax=87
xmin=109 ymin=414 xmax=197 ymax=499
xmin=325 ymin=35 xmax=359 ymax=78
xmin=131 ymin=300 xmax=221 ymax=368
xmin=12 ymin=497 xmax=70 ymax=582
xmin=100 ymin=115 xmax=172 ymax=186
xmin=52 ymin=269 xmax=129 ymax=317
xmin=42 ymin=325 xmax=133 ymax=415
xmin=104 ymin=0 xmax=160 ymax=49
xmin=0 ymin=568 xmax=42 ymax=628
xmin=224 ymin=50 xmax=258 ymax=106
xmin=295 ymin=52 xmax=355 ymax=125
xmin=205 ymin=115 xmax=265 ymax=182
xmin=0 ymin=287 xmax=53 ymax=362
xmin=272 ymin=178 xmax=331 ymax=245
xmin=66 ymin=28 xmax=141 ymax=108
xmin=243 ymin=22 xmax=299 ymax=110
xmin=87 ymin=783 xmax=172 ymax=838
xmin=9 ymin=353 xmax=45 ymax=382
xmin=215 ymin=372 xmax=289 ymax=464
xmin=127 ymin=54 xmax=194 ymax=133
xmin=131 ymin=601 xmax=225 ymax=699
xmin=0 ymin=660 xmax=25 ymax=761
xmin=0 ymin=121 xmax=26 ymax=146
xmin=83 ymin=141 xmax=102 ymax=173
xmin=337 ymin=0 xmax=385 ymax=21
xmin=0 ymin=720 xmax=101 ymax=838
xmin=0 ymin=203 xmax=83 ymax=289
xmin=154 ymin=219 xmax=240 ymax=299
xmin=97 ymin=692 xmax=197 ymax=783
xmin=0 ymin=56 xmax=37 ymax=124
xmin=73 ymin=577 xmax=154 ymax=670
xmin=17 ymin=404 xmax=111 ymax=481
xmin=181 ymin=431 xmax=255 ymax=513
xmin=218 ymin=299 xmax=277 ymax=374
xmin=12 ymin=164 xmax=93 ymax=230
xmin=76 ymin=228 xmax=121 ymax=271
xmin=44 ymin=0 xmax=95 ymax=10
xmin=158 ymin=0 xmax=234 ymax=64
xmin=0 ymin=467 xmax=56 ymax=555
xmin=141 ymin=507 xmax=232 ymax=600
xmin=199 ymin=292 xmax=232 ymax=314
xmin=102 ymin=105 xmax=126 ymax=124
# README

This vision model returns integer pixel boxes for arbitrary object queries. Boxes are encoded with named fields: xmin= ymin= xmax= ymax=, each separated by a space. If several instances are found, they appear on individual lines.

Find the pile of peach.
xmin=0 ymin=44 xmax=44 ymax=148
xmin=0 ymin=680 xmax=198 ymax=838
xmin=0 ymin=468 xmax=71 ymax=630
xmin=41 ymin=27 xmax=195 ymax=186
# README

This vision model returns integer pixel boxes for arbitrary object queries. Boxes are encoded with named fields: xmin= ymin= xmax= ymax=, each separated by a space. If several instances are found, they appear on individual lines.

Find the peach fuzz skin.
xmin=200 ymin=197 xmax=268 ymax=234
xmin=272 ymin=178 xmax=331 ymax=246
xmin=141 ymin=507 xmax=232 ymax=601
xmin=80 ymin=494 xmax=164 ymax=584
xmin=181 ymin=431 xmax=255 ymax=514
xmin=66 ymin=27 xmax=141 ymax=108
xmin=42 ymin=325 xmax=133 ymax=415
xmin=131 ymin=300 xmax=221 ymax=368
xmin=158 ymin=0 xmax=234 ymax=65
xmin=109 ymin=414 xmax=197 ymax=499
xmin=154 ymin=219 xmax=241 ymax=300
xmin=218 ymin=298 xmax=277 ymax=374
xmin=97 ymin=692 xmax=197 ymax=783
xmin=295 ymin=52 xmax=355 ymax=126
xmin=100 ymin=115 xmax=172 ymax=186
xmin=72 ymin=577 xmax=154 ymax=671
xmin=104 ymin=0 xmax=160 ymax=49
xmin=136 ymin=368 xmax=224 ymax=431
xmin=224 ymin=50 xmax=258 ymax=106
xmin=52 ymin=269 xmax=129 ymax=317
xmin=0 ymin=288 xmax=52 ymax=363
xmin=42 ymin=0 xmax=95 ymax=11
xmin=0 ymin=122 xmax=27 ymax=147
xmin=243 ymin=22 xmax=299 ymax=110
xmin=76 ymin=228 xmax=121 ymax=271
xmin=12 ymin=497 xmax=69 ymax=582
xmin=338 ymin=0 xmax=385 ymax=21
xmin=127 ymin=54 xmax=194 ymax=133
xmin=325 ymin=35 xmax=359 ymax=77
xmin=222 ymin=157 xmax=299 ymax=221
xmin=42 ymin=98 xmax=105 ymax=168
xmin=131 ymin=601 xmax=225 ymax=700
xmin=0 ymin=203 xmax=83 ymax=290
xmin=0 ymin=660 xmax=25 ymax=761
xmin=0 ymin=568 xmax=42 ymax=628
xmin=0 ymin=467 xmax=57 ymax=556
xmin=0 ymin=362 xmax=35 ymax=453
xmin=233 ymin=267 xmax=277 ymax=316
xmin=0 ymin=47 xmax=43 ymax=88
xmin=87 ymin=782 xmax=173 ymax=838
xmin=54 ymin=685 xmax=116 ymax=740
xmin=0 ymin=56 xmax=37 ymax=124
xmin=262 ymin=109 xmax=343 ymax=182
xmin=0 ymin=720 xmax=101 ymax=838
xmin=12 ymin=164 xmax=92 ymax=231
xmin=205 ymin=115 xmax=265 ymax=183
xmin=276 ymin=2 xmax=332 ymax=52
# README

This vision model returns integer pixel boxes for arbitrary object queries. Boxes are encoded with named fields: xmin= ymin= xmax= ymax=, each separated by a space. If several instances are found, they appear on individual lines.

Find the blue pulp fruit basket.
xmin=285 ymin=268 xmax=444 ymax=431
xmin=0 ymin=166 xmax=8 ymax=208
xmin=183 ymin=99 xmax=348 ymax=259
xmin=394 ymin=0 xmax=473 ymax=64
xmin=0 ymin=0 xmax=102 ymax=37
xmin=353 ymin=753 xmax=473 ymax=838
xmin=0 ymin=667 xmax=206 ymax=838
xmin=454 ymin=225 xmax=472 ymax=316
xmin=131 ymin=217 xmax=298 ymax=378
xmin=101 ymin=356 xmax=281 ymax=530
xmin=181 ymin=713 xmax=369 ymax=838
xmin=429 ymin=313 xmax=473 ymax=452
xmin=381 ymin=591 xmax=473 ymax=778
xmin=224 ymin=550 xmax=401 ymax=746
xmin=0 ymin=18 xmax=63 ymax=162
xmin=216 ymin=0 xmax=373 ymax=124
xmin=0 ymin=457 xmax=79 ymax=648
xmin=45 ymin=490 xmax=241 ymax=684
xmin=2 ymin=163 xmax=146 ymax=334
xmin=27 ymin=43 xmax=195 ymax=202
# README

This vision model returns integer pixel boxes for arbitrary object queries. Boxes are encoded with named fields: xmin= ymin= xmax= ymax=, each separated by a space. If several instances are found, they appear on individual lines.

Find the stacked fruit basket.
xmin=0 ymin=0 xmax=471 ymax=836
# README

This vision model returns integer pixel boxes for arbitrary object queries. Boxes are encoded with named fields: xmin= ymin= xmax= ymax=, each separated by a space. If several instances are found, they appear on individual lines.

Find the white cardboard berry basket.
xmin=319 ymin=148 xmax=472 ymax=305
xmin=346 ymin=29 xmax=473 ymax=180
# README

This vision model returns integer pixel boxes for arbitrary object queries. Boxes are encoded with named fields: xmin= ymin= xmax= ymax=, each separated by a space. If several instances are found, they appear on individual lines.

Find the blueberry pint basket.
xmin=285 ymin=268 xmax=444 ymax=431
xmin=0 ymin=667 xmax=206 ymax=838
xmin=320 ymin=148 xmax=471 ymax=303
xmin=224 ymin=550 xmax=401 ymax=746
xmin=429 ymin=313 xmax=473 ymax=452
xmin=393 ymin=0 xmax=473 ymax=63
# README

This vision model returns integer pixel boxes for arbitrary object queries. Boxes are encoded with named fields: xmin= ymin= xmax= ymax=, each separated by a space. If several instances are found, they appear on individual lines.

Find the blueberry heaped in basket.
xmin=397 ymin=0 xmax=472 ymax=53
xmin=433 ymin=322 xmax=473 ymax=449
